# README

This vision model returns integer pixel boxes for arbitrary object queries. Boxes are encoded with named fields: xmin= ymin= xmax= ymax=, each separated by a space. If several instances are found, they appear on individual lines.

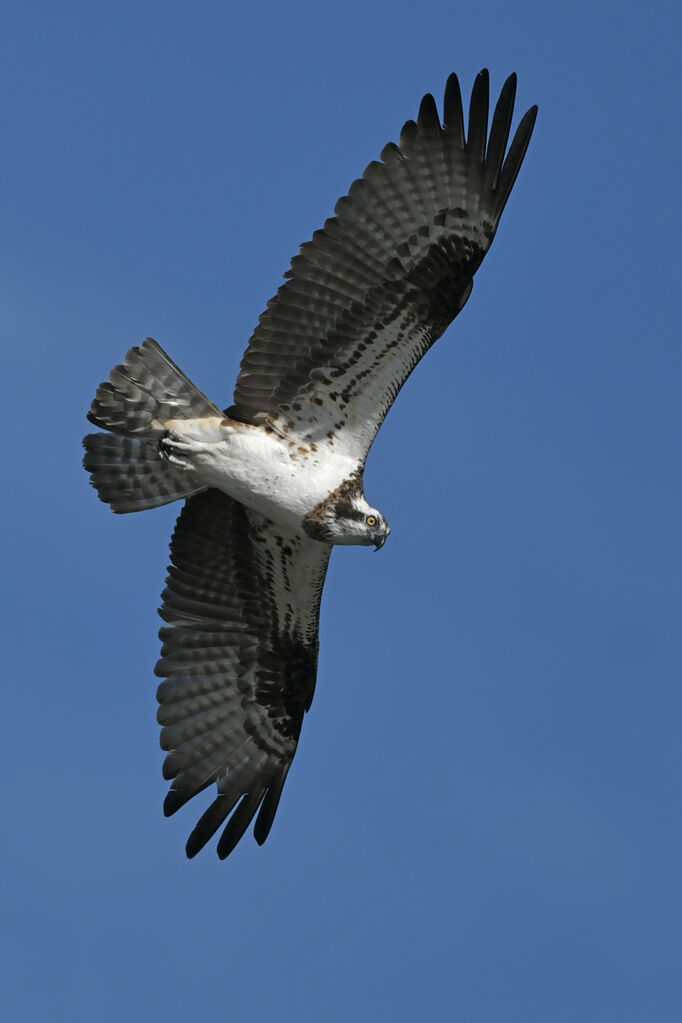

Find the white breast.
xmin=166 ymin=416 xmax=357 ymax=530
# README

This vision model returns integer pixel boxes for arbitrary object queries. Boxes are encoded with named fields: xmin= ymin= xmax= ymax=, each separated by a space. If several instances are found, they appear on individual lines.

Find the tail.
xmin=83 ymin=338 xmax=222 ymax=514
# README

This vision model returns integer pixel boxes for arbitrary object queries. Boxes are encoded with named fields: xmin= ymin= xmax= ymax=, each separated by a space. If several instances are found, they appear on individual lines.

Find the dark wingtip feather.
xmin=495 ymin=103 xmax=538 ymax=217
xmin=216 ymin=790 xmax=265 ymax=860
xmin=467 ymin=68 xmax=490 ymax=162
xmin=399 ymin=118 xmax=418 ymax=152
xmin=380 ymin=140 xmax=405 ymax=165
xmin=185 ymin=794 xmax=240 ymax=859
xmin=443 ymin=73 xmax=464 ymax=146
xmin=164 ymin=790 xmax=186 ymax=817
xmin=253 ymin=775 xmax=286 ymax=845
xmin=484 ymin=73 xmax=518 ymax=190
xmin=417 ymin=92 xmax=442 ymax=136
xmin=163 ymin=775 xmax=216 ymax=817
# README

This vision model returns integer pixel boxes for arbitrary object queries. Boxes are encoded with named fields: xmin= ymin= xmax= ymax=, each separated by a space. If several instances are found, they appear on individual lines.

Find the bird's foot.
xmin=159 ymin=431 xmax=211 ymax=469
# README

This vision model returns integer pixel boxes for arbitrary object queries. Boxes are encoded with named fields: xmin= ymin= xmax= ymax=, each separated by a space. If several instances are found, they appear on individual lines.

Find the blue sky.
xmin=2 ymin=1 xmax=681 ymax=1020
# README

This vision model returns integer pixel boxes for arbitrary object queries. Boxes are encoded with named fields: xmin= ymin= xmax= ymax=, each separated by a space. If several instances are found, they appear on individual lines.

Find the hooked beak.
xmin=373 ymin=526 xmax=391 ymax=551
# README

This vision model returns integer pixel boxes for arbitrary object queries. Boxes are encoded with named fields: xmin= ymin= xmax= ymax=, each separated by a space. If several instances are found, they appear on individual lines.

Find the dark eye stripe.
xmin=333 ymin=500 xmax=366 ymax=522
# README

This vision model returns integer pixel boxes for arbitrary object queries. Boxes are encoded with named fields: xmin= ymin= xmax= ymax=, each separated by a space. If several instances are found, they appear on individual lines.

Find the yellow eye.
xmin=366 ymin=515 xmax=377 ymax=527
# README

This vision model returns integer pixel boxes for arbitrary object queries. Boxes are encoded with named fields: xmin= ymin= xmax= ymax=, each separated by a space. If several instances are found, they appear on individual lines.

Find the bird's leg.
xmin=159 ymin=429 xmax=217 ymax=470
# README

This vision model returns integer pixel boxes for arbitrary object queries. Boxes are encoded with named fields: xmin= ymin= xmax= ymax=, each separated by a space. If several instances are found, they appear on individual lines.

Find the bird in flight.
xmin=84 ymin=70 xmax=537 ymax=860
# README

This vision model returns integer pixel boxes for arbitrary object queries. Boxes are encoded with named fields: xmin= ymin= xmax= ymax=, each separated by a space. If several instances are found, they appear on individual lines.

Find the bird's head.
xmin=303 ymin=487 xmax=391 ymax=550
xmin=333 ymin=496 xmax=391 ymax=550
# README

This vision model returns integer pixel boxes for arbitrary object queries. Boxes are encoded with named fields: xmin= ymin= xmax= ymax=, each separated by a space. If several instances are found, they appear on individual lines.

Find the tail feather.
xmin=84 ymin=338 xmax=220 ymax=514
xmin=87 ymin=337 xmax=221 ymax=436
xmin=83 ymin=433 xmax=207 ymax=513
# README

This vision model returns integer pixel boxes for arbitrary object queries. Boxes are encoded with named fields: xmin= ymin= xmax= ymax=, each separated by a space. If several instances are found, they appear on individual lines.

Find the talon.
xmin=159 ymin=434 xmax=195 ymax=469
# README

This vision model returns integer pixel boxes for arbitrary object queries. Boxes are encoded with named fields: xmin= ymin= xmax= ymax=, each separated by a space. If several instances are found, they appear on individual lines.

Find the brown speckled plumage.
xmin=83 ymin=71 xmax=537 ymax=859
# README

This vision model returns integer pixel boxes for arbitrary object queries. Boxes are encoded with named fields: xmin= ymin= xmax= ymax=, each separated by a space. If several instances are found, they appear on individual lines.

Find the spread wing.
xmin=156 ymin=488 xmax=331 ymax=859
xmin=229 ymin=70 xmax=537 ymax=463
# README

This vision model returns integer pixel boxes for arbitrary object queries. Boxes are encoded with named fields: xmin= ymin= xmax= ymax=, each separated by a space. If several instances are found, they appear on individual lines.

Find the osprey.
xmin=84 ymin=70 xmax=537 ymax=859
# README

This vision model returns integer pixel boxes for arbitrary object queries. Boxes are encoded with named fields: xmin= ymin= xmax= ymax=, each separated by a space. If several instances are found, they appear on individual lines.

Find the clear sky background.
xmin=2 ymin=1 xmax=681 ymax=1020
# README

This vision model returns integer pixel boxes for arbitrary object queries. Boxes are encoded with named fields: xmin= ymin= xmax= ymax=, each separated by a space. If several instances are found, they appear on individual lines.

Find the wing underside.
xmin=156 ymin=489 xmax=331 ymax=858
xmin=229 ymin=70 xmax=537 ymax=462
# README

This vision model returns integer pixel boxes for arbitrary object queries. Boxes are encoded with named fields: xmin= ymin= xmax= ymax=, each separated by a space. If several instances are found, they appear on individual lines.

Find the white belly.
xmin=165 ymin=416 xmax=357 ymax=529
